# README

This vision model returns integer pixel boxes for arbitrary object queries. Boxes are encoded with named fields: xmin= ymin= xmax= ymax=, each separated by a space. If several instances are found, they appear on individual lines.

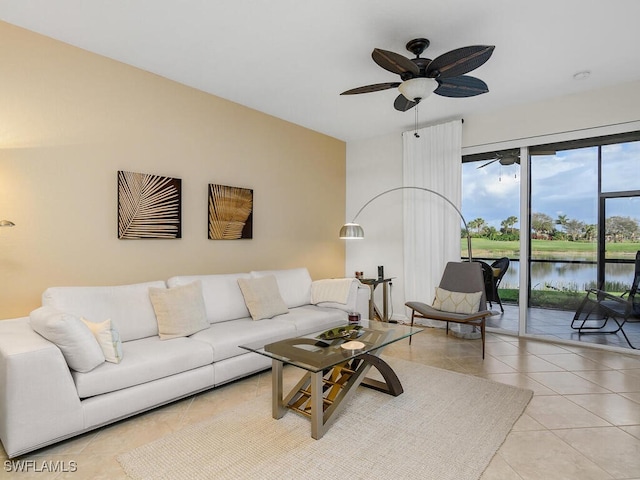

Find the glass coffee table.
xmin=240 ymin=320 xmax=422 ymax=439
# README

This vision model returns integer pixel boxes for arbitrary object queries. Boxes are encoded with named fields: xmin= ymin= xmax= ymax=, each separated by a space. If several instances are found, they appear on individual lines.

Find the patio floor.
xmin=486 ymin=303 xmax=640 ymax=351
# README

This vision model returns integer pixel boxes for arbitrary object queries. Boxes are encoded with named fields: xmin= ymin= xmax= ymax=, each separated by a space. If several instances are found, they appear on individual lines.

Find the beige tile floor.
xmin=1 ymin=328 xmax=640 ymax=479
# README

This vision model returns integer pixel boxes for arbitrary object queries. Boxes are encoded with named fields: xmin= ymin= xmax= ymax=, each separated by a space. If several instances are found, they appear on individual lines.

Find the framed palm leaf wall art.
xmin=118 ymin=170 xmax=182 ymax=239
xmin=208 ymin=184 xmax=253 ymax=240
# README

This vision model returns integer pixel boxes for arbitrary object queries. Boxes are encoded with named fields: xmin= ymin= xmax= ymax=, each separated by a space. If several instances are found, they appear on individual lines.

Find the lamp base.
xmin=451 ymin=328 xmax=482 ymax=340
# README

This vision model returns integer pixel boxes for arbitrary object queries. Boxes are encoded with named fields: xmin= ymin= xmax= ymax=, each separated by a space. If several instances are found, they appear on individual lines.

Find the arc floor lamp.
xmin=339 ymin=186 xmax=473 ymax=261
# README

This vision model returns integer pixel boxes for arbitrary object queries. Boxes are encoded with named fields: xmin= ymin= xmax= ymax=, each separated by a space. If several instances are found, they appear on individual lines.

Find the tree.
xmin=583 ymin=224 xmax=597 ymax=242
xmin=531 ymin=212 xmax=554 ymax=238
xmin=484 ymin=226 xmax=499 ymax=240
xmin=564 ymin=219 xmax=585 ymax=241
xmin=501 ymin=215 xmax=518 ymax=235
xmin=606 ymin=216 xmax=639 ymax=242
xmin=556 ymin=214 xmax=568 ymax=232
xmin=467 ymin=217 xmax=486 ymax=236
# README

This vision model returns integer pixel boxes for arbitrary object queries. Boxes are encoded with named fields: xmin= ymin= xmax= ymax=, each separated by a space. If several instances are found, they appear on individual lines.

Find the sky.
xmin=461 ymin=141 xmax=640 ymax=230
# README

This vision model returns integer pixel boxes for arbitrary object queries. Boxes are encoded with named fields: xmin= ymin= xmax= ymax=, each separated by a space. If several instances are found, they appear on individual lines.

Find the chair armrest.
xmin=586 ymin=288 xmax=628 ymax=305
xmin=355 ymin=283 xmax=371 ymax=318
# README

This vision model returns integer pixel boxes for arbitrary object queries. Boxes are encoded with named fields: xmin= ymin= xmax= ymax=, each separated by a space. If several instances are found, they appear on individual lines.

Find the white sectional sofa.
xmin=0 ymin=268 xmax=369 ymax=458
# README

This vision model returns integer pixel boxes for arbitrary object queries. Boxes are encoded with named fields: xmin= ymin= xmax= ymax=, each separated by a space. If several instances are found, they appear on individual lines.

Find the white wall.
xmin=346 ymin=80 xmax=640 ymax=321
xmin=345 ymin=133 xmax=404 ymax=319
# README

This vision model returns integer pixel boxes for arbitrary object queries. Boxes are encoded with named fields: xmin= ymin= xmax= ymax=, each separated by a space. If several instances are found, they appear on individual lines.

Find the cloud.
xmin=463 ymin=162 xmax=520 ymax=228
xmin=463 ymin=143 xmax=639 ymax=228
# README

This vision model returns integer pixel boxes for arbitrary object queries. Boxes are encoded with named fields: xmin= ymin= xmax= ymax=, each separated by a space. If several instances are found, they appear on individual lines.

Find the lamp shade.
xmin=398 ymin=78 xmax=437 ymax=102
xmin=339 ymin=223 xmax=364 ymax=239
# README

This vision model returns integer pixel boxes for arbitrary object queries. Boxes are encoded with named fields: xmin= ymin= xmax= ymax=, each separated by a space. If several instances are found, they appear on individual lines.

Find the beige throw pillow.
xmin=238 ymin=275 xmax=289 ymax=320
xmin=149 ymin=281 xmax=209 ymax=340
xmin=432 ymin=288 xmax=482 ymax=314
xmin=81 ymin=317 xmax=123 ymax=363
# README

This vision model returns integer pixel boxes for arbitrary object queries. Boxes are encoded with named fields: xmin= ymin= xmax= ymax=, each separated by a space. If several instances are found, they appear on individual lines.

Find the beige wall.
xmin=0 ymin=22 xmax=346 ymax=319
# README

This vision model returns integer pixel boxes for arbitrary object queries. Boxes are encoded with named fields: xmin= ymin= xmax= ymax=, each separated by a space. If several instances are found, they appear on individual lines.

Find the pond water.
xmin=497 ymin=260 xmax=635 ymax=291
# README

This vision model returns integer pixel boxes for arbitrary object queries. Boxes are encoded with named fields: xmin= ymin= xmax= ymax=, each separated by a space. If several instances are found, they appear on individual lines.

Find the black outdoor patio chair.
xmin=570 ymin=251 xmax=640 ymax=349
xmin=490 ymin=257 xmax=510 ymax=312
xmin=476 ymin=257 xmax=510 ymax=312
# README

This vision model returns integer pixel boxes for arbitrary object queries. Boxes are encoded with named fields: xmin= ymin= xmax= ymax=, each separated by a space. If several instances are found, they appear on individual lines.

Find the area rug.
xmin=118 ymin=358 xmax=532 ymax=480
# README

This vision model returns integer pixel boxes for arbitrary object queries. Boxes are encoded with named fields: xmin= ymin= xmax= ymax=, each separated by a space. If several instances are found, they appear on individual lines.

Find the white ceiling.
xmin=2 ymin=0 xmax=640 ymax=142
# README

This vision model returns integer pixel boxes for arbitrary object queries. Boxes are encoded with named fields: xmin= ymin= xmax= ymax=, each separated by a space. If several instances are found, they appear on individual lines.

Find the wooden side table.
xmin=359 ymin=278 xmax=393 ymax=321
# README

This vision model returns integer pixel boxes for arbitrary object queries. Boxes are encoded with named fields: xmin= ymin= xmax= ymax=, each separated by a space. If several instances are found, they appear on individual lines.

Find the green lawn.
xmin=499 ymin=289 xmax=585 ymax=311
xmin=463 ymin=238 xmax=640 ymax=260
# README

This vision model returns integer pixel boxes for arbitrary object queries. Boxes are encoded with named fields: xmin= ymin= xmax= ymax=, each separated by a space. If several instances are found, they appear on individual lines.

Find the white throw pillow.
xmin=29 ymin=306 xmax=105 ymax=373
xmin=148 ymin=280 xmax=209 ymax=340
xmin=432 ymin=288 xmax=482 ymax=314
xmin=238 ymin=275 xmax=289 ymax=320
xmin=81 ymin=317 xmax=123 ymax=363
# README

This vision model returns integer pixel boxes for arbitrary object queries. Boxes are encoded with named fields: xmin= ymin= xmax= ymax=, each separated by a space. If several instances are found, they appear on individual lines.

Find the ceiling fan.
xmin=477 ymin=150 xmax=520 ymax=169
xmin=341 ymin=38 xmax=495 ymax=111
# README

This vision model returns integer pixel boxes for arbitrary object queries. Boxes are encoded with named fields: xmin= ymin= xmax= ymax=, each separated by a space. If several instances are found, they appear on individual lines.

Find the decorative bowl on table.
xmin=317 ymin=325 xmax=363 ymax=341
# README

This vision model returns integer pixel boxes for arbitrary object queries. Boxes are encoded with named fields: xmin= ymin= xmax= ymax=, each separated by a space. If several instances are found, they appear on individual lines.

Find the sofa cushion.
xmin=72 ymin=336 xmax=214 ymax=398
xmin=149 ymin=281 xmax=209 ymax=340
xmin=276 ymin=305 xmax=347 ymax=335
xmin=238 ymin=275 xmax=289 ymax=320
xmin=167 ymin=273 xmax=251 ymax=323
xmin=42 ymin=281 xmax=166 ymax=342
xmin=29 ymin=306 xmax=105 ymax=373
xmin=81 ymin=317 xmax=123 ymax=364
xmin=190 ymin=318 xmax=296 ymax=363
xmin=250 ymin=268 xmax=312 ymax=308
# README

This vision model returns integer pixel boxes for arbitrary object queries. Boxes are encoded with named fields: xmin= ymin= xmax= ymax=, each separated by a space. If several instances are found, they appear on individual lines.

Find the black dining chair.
xmin=489 ymin=257 xmax=510 ymax=312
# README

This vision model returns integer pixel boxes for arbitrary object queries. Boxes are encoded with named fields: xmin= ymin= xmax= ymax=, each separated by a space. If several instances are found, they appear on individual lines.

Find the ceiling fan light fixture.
xmin=398 ymin=77 xmax=437 ymax=102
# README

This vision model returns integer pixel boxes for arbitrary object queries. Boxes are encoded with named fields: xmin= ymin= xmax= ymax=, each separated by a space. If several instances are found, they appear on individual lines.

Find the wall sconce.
xmin=0 ymin=220 xmax=15 ymax=227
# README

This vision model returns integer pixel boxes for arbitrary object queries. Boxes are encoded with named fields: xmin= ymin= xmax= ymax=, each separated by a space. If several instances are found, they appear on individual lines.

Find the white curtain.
xmin=403 ymin=119 xmax=475 ymax=335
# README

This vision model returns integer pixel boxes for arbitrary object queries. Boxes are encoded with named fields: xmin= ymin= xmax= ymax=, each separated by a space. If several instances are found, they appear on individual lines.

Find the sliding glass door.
xmin=463 ymin=131 xmax=640 ymax=348
xmin=525 ymin=134 xmax=640 ymax=345
xmin=528 ymin=146 xmax=598 ymax=316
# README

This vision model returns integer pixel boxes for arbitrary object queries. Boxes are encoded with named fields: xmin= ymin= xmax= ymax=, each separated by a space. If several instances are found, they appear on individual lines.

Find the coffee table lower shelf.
xmin=272 ymin=352 xmax=403 ymax=440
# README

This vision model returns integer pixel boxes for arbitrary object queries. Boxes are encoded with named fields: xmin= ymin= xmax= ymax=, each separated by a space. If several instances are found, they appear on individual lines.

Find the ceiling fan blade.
xmin=434 ymin=75 xmax=489 ymax=98
xmin=340 ymin=82 xmax=401 ymax=95
xmin=372 ymin=48 xmax=420 ymax=76
xmin=427 ymin=45 xmax=495 ymax=79
xmin=394 ymin=94 xmax=417 ymax=112
xmin=477 ymin=158 xmax=499 ymax=169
